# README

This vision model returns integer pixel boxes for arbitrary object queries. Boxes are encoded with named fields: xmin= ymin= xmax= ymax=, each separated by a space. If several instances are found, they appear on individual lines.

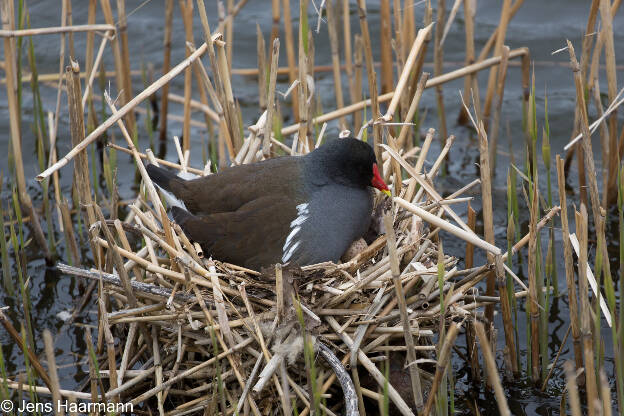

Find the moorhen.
xmin=146 ymin=137 xmax=391 ymax=270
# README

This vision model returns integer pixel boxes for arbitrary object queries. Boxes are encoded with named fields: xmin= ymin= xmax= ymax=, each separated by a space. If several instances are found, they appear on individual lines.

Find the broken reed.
xmin=1 ymin=0 xmax=623 ymax=415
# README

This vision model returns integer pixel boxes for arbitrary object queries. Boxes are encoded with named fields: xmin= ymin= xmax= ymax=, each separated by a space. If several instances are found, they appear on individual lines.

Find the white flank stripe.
xmin=282 ymin=203 xmax=309 ymax=263
xmin=283 ymin=226 xmax=301 ymax=251
xmin=282 ymin=241 xmax=301 ymax=263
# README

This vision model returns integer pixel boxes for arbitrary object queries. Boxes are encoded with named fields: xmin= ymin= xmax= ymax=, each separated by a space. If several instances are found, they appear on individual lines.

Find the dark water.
xmin=1 ymin=1 xmax=623 ymax=415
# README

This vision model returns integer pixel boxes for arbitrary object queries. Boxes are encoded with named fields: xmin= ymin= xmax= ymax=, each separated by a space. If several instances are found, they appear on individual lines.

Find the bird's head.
xmin=311 ymin=137 xmax=391 ymax=196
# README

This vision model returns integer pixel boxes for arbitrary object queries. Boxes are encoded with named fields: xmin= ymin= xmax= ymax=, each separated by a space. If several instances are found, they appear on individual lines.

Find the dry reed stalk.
xmin=263 ymin=38 xmax=279 ymax=157
xmin=391 ymin=0 xmax=403 ymax=68
xmin=527 ymin=175 xmax=540 ymax=383
xmin=567 ymin=40 xmax=612 ymax=286
xmin=129 ymin=337 xmax=254 ymax=405
xmin=496 ymin=254 xmax=518 ymax=374
xmin=42 ymin=330 xmax=65 ymax=416
xmin=474 ymin=320 xmax=511 ymax=415
xmin=114 ymin=219 xmax=143 ymax=282
xmin=108 ymin=143 xmax=203 ymax=175
xmin=439 ymin=0 xmax=462 ymax=48
xmin=394 ymin=197 xmax=500 ymax=255
xmin=105 ymin=95 xmax=165 ymax=226
xmin=0 ymin=0 xmax=50 ymax=258
xmin=475 ymin=119 xmax=497 ymax=327
xmin=356 ymin=0 xmax=384 ymax=167
xmin=600 ymin=370 xmax=613 ymax=416
xmin=412 ymin=2 xmax=432 ymax=89
xmin=225 ymin=0 xmax=234 ymax=70
xmin=0 ymin=23 xmax=114 ymax=37
xmin=403 ymin=0 xmax=416 ymax=53
xmin=457 ymin=0 xmax=476 ymax=124
xmin=116 ymin=0 xmax=135 ymax=133
xmin=186 ymin=45 xmax=236 ymax=161
xmin=381 ymin=23 xmax=433 ymax=122
xmin=66 ymin=0 xmax=77 ymax=58
xmin=195 ymin=0 xmax=231 ymax=153
xmin=0 ymin=309 xmax=54 ymax=391
xmin=555 ymin=155 xmax=584 ymax=372
xmin=422 ymin=323 xmax=460 ymax=416
xmin=591 ymin=81 xmax=611 ymax=207
xmin=168 ymin=92 xmax=219 ymax=121
xmin=433 ymin=0 xmax=448 ymax=143
xmin=256 ymin=24 xmax=266 ymax=112
xmin=384 ymin=213 xmax=424 ymax=411
xmin=60 ymin=198 xmax=80 ymax=265
xmin=598 ymin=0 xmax=619 ymax=204
xmin=94 ymin=206 xmax=138 ymax=310
xmin=269 ymin=0 xmax=279 ymax=44
xmin=192 ymin=289 xmax=263 ymax=416
xmin=81 ymin=30 xmax=111 ymax=109
xmin=488 ymin=45 xmax=510 ymax=171
xmin=396 ymin=72 xmax=428 ymax=148
xmin=401 ymin=127 xmax=433 ymax=201
xmin=296 ymin=0 xmax=310 ymax=148
xmin=84 ymin=322 xmax=103 ymax=397
xmin=568 ymin=234 xmax=612 ymax=326
xmin=465 ymin=203 xmax=476 ymax=268
xmin=210 ymin=263 xmax=236 ymax=354
xmin=46 ymin=111 xmax=63 ymax=230
xmin=380 ymin=0 xmax=393 ymax=94
xmin=575 ymin=205 xmax=599 ymax=416
xmin=83 ymin=0 xmax=96 ymax=122
xmin=1 ymin=379 xmax=94 ymax=401
xmin=581 ymin=0 xmax=600 ymax=82
xmin=502 ymin=205 xmax=560 ymax=261
xmin=37 ymin=42 xmax=209 ymax=182
xmin=382 ymin=144 xmax=474 ymax=233
xmin=159 ymin=0 xmax=174 ymax=142
xmin=476 ymin=0 xmax=524 ymax=62
xmin=179 ymin=0 xmax=194 ymax=152
xmin=66 ymin=60 xmax=97 ymax=259
xmin=280 ymin=0 xmax=298 ymax=121
xmin=97 ymin=296 xmax=120 ymax=403
xmin=99 ymin=0 xmax=132 ymax=132
xmin=564 ymin=361 xmax=583 ymax=416
xmin=386 ymin=134 xmax=403 ymax=194
xmin=2 ymin=69 xmax=147 ymax=84
xmin=540 ymin=324 xmax=571 ymax=391
xmin=353 ymin=34 xmax=363 ymax=129
xmin=241 ymin=290 xmax=284 ymax=400
xmin=325 ymin=316 xmax=416 ymax=416
xmin=216 ymin=36 xmax=243 ymax=152
xmin=342 ymin=0 xmax=356 ymax=109
xmin=281 ymin=48 xmax=529 ymax=136
xmin=325 ymin=0 xmax=346 ymax=130
xmin=482 ymin=0 xmax=511 ymax=125
xmin=150 ymin=325 xmax=165 ymax=415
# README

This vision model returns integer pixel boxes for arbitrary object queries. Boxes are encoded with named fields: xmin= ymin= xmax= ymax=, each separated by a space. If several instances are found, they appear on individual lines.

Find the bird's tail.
xmin=146 ymin=164 xmax=183 ymax=192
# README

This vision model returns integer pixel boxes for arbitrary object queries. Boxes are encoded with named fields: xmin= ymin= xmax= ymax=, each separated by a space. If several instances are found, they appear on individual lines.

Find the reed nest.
xmin=54 ymin=129 xmax=528 ymax=416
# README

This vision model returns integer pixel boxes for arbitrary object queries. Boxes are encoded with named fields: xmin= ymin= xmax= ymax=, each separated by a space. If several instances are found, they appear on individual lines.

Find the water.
xmin=1 ymin=1 xmax=623 ymax=415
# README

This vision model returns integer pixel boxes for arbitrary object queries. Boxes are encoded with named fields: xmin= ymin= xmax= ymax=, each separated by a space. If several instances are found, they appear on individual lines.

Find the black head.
xmin=307 ymin=137 xmax=390 ymax=193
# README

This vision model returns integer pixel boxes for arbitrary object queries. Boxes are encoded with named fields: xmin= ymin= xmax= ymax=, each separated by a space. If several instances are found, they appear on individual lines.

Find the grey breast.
xmin=281 ymin=184 xmax=373 ymax=266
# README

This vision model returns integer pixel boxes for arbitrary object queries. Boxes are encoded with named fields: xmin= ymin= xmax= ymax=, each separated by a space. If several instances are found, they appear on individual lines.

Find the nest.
xmin=57 ymin=130 xmax=510 ymax=416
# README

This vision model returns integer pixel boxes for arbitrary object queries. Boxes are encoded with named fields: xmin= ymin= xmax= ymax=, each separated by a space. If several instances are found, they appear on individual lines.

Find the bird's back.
xmin=163 ymin=156 xmax=304 ymax=216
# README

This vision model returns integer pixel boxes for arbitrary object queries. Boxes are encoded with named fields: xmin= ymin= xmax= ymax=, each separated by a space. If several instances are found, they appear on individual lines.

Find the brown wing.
xmin=170 ymin=156 xmax=304 ymax=216
xmin=172 ymin=195 xmax=298 ymax=270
